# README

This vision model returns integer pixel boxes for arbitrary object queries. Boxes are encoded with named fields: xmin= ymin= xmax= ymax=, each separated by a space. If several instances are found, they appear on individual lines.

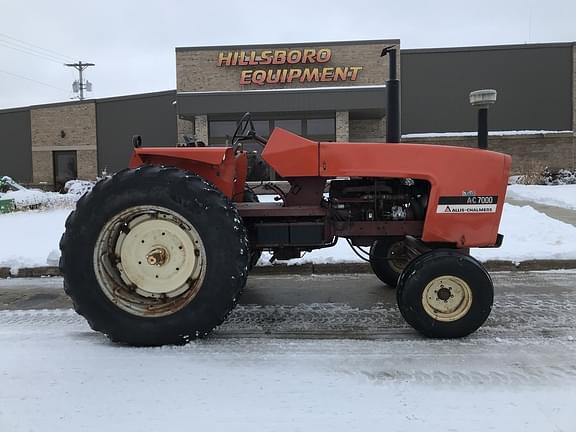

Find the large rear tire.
xmin=59 ymin=166 xmax=249 ymax=346
xmin=396 ymin=250 xmax=493 ymax=338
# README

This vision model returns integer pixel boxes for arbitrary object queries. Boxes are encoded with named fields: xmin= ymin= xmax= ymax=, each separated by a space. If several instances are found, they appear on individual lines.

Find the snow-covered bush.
xmin=542 ymin=168 xmax=576 ymax=185
xmin=514 ymin=168 xmax=576 ymax=185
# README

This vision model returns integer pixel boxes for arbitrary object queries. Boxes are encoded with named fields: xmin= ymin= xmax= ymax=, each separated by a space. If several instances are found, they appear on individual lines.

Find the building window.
xmin=252 ymin=120 xmax=271 ymax=137
xmin=209 ymin=117 xmax=335 ymax=143
xmin=208 ymin=116 xmax=335 ymax=181
xmin=208 ymin=121 xmax=237 ymax=145
xmin=208 ymin=120 xmax=271 ymax=146
xmin=306 ymin=118 xmax=335 ymax=140
xmin=274 ymin=119 xmax=302 ymax=135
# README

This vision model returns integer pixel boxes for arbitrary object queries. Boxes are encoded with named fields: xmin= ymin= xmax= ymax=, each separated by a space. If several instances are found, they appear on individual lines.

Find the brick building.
xmin=0 ymin=40 xmax=575 ymax=188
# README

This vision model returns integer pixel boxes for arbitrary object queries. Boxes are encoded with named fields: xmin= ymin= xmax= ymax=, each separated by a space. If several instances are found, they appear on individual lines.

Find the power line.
xmin=0 ymin=32 xmax=74 ymax=62
xmin=0 ymin=68 xmax=69 ymax=93
xmin=0 ymin=40 xmax=66 ymax=65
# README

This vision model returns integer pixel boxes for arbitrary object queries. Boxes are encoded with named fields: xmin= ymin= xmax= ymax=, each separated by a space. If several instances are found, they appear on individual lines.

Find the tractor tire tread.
xmin=396 ymin=249 xmax=493 ymax=338
xmin=59 ymin=166 xmax=249 ymax=346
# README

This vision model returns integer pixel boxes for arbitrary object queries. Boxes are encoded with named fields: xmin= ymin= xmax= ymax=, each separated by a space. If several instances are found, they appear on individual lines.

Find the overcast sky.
xmin=1 ymin=0 xmax=575 ymax=109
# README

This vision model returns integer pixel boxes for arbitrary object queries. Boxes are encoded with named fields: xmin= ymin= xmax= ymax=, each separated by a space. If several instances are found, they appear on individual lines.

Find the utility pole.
xmin=65 ymin=61 xmax=95 ymax=100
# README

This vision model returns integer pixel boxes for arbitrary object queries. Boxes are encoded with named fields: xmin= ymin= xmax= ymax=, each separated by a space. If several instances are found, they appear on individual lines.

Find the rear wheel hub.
xmin=94 ymin=206 xmax=207 ymax=317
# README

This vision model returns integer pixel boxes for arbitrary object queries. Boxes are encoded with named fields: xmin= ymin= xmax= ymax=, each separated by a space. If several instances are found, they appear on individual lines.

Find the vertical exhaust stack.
xmin=381 ymin=46 xmax=400 ymax=143
xmin=469 ymin=89 xmax=497 ymax=149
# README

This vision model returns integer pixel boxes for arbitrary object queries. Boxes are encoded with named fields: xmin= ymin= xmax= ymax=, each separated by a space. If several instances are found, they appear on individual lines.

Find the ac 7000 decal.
xmin=436 ymin=196 xmax=498 ymax=214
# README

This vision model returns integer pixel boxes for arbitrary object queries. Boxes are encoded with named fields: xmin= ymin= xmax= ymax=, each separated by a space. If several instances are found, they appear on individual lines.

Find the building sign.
xmin=217 ymin=48 xmax=363 ymax=86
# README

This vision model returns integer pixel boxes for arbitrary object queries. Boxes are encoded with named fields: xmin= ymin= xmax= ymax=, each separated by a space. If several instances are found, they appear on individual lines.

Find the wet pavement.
xmin=1 ymin=271 xmax=575 ymax=341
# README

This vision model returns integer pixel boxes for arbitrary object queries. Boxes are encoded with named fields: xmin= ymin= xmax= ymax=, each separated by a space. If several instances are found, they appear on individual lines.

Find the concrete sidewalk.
xmin=506 ymin=197 xmax=576 ymax=226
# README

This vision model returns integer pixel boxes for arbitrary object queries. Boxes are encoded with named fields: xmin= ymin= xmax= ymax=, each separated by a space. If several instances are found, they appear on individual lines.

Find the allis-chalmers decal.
xmin=436 ymin=196 xmax=498 ymax=214
xmin=217 ymin=48 xmax=363 ymax=86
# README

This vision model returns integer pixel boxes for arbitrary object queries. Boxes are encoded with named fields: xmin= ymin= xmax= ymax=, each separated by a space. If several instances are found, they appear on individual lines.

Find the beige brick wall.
xmin=31 ymin=103 xmax=96 ymax=148
xmin=194 ymin=115 xmax=208 ymax=143
xmin=77 ymin=149 xmax=98 ymax=179
xmin=176 ymin=40 xmax=399 ymax=92
xmin=350 ymin=118 xmax=387 ymax=142
xmin=31 ymin=151 xmax=53 ymax=184
xmin=402 ymin=133 xmax=575 ymax=174
xmin=177 ymin=116 xmax=195 ymax=143
xmin=335 ymin=111 xmax=349 ymax=142
xmin=30 ymin=102 xmax=97 ymax=184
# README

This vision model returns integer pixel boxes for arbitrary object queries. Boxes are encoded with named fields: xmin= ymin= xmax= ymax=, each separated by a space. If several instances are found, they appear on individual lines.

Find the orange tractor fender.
xmin=129 ymin=146 xmax=248 ymax=201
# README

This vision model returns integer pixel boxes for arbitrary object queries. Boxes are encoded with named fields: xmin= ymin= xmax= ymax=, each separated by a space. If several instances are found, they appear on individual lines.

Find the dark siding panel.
xmin=177 ymin=87 xmax=387 ymax=116
xmin=401 ymin=46 xmax=573 ymax=133
xmin=96 ymin=92 xmax=177 ymax=173
xmin=0 ymin=110 xmax=32 ymax=182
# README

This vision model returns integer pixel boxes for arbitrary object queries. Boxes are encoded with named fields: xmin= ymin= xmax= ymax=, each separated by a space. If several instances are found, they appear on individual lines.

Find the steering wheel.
xmin=231 ymin=112 xmax=268 ymax=153
xmin=231 ymin=112 xmax=256 ymax=153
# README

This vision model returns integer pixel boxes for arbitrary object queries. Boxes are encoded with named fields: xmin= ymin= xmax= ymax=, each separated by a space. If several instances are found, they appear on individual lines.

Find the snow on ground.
xmin=0 ymin=307 xmax=575 ymax=432
xmin=507 ymin=184 xmax=576 ymax=210
xmin=472 ymin=203 xmax=576 ymax=261
xmin=1 ymin=272 xmax=575 ymax=431
xmin=0 ymin=209 xmax=69 ymax=271
xmin=1 ymin=201 xmax=576 ymax=271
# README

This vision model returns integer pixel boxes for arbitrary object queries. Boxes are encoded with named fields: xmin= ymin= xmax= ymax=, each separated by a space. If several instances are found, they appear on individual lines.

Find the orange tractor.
xmin=60 ymin=113 xmax=511 ymax=346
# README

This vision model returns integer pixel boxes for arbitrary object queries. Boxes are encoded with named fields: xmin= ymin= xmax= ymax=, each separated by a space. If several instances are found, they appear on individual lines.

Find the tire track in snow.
xmin=1 ymin=298 xmax=575 ymax=342
xmin=356 ymin=364 xmax=576 ymax=386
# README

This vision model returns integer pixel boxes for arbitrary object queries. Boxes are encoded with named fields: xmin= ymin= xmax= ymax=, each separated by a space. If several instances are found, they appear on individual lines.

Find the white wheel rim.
xmin=421 ymin=275 xmax=473 ymax=322
xmin=93 ymin=206 xmax=206 ymax=317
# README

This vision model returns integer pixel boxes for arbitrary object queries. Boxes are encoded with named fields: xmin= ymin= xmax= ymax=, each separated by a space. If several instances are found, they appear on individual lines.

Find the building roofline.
xmin=176 ymin=39 xmax=400 ymax=52
xmin=96 ymin=90 xmax=176 ymax=103
xmin=0 ymin=106 xmax=30 ymax=115
xmin=402 ymin=41 xmax=575 ymax=55
xmin=0 ymin=90 xmax=177 ymax=114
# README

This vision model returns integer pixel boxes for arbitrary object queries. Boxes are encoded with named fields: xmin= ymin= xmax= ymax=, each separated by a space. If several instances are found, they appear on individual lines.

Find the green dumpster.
xmin=0 ymin=198 xmax=15 ymax=214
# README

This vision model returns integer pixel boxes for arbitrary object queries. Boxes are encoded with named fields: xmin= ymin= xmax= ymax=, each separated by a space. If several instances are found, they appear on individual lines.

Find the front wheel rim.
xmin=387 ymin=241 xmax=409 ymax=274
xmin=93 ymin=205 xmax=207 ymax=318
xmin=421 ymin=275 xmax=473 ymax=322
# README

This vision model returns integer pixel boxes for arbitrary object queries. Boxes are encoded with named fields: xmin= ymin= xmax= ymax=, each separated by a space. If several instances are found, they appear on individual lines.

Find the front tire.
xmin=59 ymin=166 xmax=249 ymax=346
xmin=396 ymin=250 xmax=493 ymax=338
xmin=369 ymin=237 xmax=410 ymax=288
